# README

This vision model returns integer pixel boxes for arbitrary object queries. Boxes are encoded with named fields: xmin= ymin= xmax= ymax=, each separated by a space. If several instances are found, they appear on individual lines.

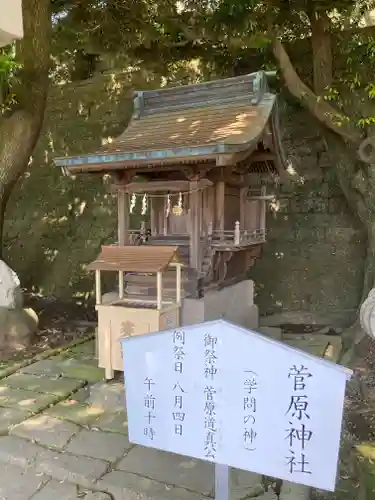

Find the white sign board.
xmin=121 ymin=320 xmax=352 ymax=492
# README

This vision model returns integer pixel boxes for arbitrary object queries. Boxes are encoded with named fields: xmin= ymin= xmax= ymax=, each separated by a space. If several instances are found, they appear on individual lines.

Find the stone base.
xmin=181 ymin=280 xmax=259 ymax=330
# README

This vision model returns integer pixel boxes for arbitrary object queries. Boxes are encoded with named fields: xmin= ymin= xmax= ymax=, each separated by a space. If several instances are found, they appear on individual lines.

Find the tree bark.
xmin=0 ymin=0 xmax=51 ymax=258
xmin=309 ymin=10 xmax=332 ymax=95
xmin=271 ymin=37 xmax=361 ymax=144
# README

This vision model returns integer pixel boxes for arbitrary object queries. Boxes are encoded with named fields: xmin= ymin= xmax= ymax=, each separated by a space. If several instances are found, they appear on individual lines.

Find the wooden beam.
xmin=95 ymin=270 xmax=102 ymax=305
xmin=157 ymin=272 xmax=163 ymax=310
xmin=112 ymin=179 xmax=213 ymax=193
xmin=248 ymin=194 xmax=274 ymax=200
xmin=176 ymin=264 xmax=182 ymax=305
xmin=119 ymin=271 xmax=124 ymax=298
xmin=216 ymin=154 xmax=235 ymax=167
xmin=216 ymin=147 xmax=274 ymax=168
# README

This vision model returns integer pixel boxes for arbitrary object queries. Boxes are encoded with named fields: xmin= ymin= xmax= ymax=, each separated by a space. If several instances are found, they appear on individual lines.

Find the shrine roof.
xmin=87 ymin=245 xmax=181 ymax=273
xmin=54 ymin=71 xmax=286 ymax=174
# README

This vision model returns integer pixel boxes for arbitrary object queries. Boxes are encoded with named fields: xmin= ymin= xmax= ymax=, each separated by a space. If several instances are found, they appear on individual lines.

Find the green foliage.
xmin=46 ymin=0 xmax=375 ymax=135
xmin=0 ymin=49 xmax=21 ymax=113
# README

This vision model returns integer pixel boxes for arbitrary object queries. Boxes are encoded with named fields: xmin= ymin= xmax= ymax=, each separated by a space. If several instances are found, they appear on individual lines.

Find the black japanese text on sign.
xmin=204 ymin=333 xmax=218 ymax=460
xmin=285 ymin=365 xmax=313 ymax=475
xmin=144 ymin=377 xmax=156 ymax=441
xmin=243 ymin=370 xmax=258 ymax=451
xmin=172 ymin=330 xmax=186 ymax=437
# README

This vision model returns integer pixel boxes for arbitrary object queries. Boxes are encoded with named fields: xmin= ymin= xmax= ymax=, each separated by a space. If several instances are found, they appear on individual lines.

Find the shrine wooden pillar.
xmin=150 ymin=199 xmax=157 ymax=235
xmin=189 ymin=177 xmax=201 ymax=270
xmin=259 ymin=186 xmax=267 ymax=236
xmin=215 ymin=180 xmax=225 ymax=237
xmin=117 ymin=189 xmax=129 ymax=245
xmin=117 ymin=188 xmax=129 ymax=298
xmin=240 ymin=187 xmax=247 ymax=228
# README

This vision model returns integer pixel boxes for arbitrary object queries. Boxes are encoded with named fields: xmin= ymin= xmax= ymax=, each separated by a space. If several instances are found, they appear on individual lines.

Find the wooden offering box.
xmin=87 ymin=245 xmax=182 ymax=379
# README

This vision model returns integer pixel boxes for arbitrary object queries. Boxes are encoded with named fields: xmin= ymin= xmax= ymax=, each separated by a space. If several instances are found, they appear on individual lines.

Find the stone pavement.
xmin=0 ymin=333 xmax=341 ymax=499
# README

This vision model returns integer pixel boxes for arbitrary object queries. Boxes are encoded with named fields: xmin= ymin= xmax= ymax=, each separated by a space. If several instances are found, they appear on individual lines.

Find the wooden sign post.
xmin=120 ymin=319 xmax=352 ymax=495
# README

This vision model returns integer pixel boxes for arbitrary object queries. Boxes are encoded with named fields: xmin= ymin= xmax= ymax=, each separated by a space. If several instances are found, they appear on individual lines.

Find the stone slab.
xmin=61 ymin=354 xmax=98 ymax=366
xmin=19 ymin=359 xmax=67 ymax=376
xmin=32 ymin=479 xmax=112 ymax=500
xmin=72 ymin=385 xmax=91 ymax=402
xmin=3 ymin=372 xmax=85 ymax=397
xmin=90 ymin=411 xmax=128 ymax=435
xmin=44 ymin=400 xmax=105 ymax=426
xmin=20 ymin=358 xmax=104 ymax=383
xmin=98 ymin=470 xmax=208 ymax=500
xmin=11 ymin=414 xmax=80 ymax=449
xmin=0 ymin=435 xmax=109 ymax=484
xmin=0 ymin=462 xmax=49 ymax=500
xmin=87 ymin=381 xmax=126 ymax=412
xmin=0 ymin=407 xmax=32 ymax=434
xmin=57 ymin=358 xmax=105 ymax=383
xmin=68 ymin=340 xmax=96 ymax=355
xmin=66 ymin=428 xmax=132 ymax=462
xmin=0 ymin=385 xmax=59 ymax=412
xmin=0 ymin=435 xmax=42 ymax=468
xmin=35 ymin=447 xmax=109 ymax=486
xmin=117 ymin=446 xmax=213 ymax=495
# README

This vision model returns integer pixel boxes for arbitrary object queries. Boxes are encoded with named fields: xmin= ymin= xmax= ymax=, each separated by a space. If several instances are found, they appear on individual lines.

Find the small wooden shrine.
xmin=87 ymin=245 xmax=182 ymax=379
xmin=55 ymin=71 xmax=287 ymax=302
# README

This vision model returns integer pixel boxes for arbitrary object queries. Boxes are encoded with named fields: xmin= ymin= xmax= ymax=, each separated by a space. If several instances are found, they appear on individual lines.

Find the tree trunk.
xmin=0 ymin=0 xmax=51 ymax=258
xmin=272 ymin=12 xmax=375 ymax=365
xmin=322 ymin=132 xmax=373 ymax=357
xmin=309 ymin=10 xmax=332 ymax=95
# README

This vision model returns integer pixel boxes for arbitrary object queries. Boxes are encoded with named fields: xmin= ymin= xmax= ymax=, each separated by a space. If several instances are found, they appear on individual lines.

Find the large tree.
xmin=268 ymin=2 xmax=375 ymax=361
xmin=0 ymin=0 xmax=51 ymax=255
xmin=138 ymin=0 xmax=375 ymax=362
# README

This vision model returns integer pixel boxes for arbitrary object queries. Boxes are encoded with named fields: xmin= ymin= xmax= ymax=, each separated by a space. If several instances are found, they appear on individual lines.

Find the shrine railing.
xmin=211 ymin=224 xmax=265 ymax=247
xmin=123 ymin=224 xmax=265 ymax=247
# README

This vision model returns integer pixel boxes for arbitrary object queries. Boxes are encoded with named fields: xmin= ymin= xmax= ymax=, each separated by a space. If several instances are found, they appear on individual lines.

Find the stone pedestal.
xmin=181 ymin=280 xmax=259 ymax=329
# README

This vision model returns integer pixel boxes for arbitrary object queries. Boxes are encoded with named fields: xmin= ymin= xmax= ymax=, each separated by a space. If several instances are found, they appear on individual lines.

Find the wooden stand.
xmin=88 ymin=245 xmax=182 ymax=380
